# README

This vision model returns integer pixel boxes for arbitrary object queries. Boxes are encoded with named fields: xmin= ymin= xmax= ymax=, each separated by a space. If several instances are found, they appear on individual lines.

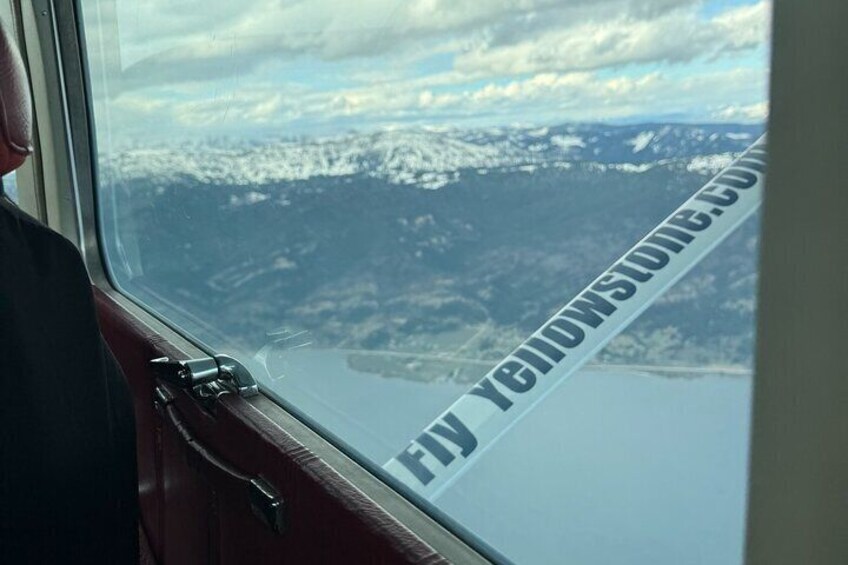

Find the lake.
xmin=253 ymin=348 xmax=751 ymax=565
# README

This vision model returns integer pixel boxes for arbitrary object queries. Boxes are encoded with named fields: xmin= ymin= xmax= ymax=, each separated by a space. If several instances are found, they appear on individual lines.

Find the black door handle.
xmin=155 ymin=385 xmax=286 ymax=535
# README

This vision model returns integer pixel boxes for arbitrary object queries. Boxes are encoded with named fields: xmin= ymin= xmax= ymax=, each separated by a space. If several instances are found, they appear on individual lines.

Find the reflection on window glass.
xmin=79 ymin=0 xmax=771 ymax=562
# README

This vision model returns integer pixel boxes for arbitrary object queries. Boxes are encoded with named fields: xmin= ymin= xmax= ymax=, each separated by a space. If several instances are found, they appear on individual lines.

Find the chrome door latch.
xmin=151 ymin=354 xmax=259 ymax=399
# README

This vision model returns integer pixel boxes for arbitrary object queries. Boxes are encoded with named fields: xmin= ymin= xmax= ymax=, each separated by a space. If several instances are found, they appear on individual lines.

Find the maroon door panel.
xmin=94 ymin=288 xmax=449 ymax=564
xmin=95 ymin=289 xmax=212 ymax=564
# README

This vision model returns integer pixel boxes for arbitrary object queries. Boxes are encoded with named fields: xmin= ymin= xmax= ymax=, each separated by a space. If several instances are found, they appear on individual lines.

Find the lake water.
xmin=254 ymin=349 xmax=752 ymax=565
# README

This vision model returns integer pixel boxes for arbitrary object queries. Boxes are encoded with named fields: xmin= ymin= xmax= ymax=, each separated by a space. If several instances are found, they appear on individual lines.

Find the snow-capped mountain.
xmin=105 ymin=123 xmax=762 ymax=190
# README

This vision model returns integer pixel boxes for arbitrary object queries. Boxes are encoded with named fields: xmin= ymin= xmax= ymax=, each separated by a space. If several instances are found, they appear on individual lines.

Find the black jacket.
xmin=0 ymin=195 xmax=138 ymax=563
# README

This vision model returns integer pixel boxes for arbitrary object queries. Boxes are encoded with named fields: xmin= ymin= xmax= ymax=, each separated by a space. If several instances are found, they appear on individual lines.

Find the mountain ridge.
xmin=104 ymin=122 xmax=763 ymax=190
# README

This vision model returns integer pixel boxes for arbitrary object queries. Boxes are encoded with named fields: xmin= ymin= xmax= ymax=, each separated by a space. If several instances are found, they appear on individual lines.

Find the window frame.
xmin=25 ymin=0 xmax=848 ymax=562
xmin=18 ymin=0 xmax=492 ymax=561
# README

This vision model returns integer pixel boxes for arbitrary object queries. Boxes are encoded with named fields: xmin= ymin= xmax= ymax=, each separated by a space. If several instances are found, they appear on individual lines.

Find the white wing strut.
xmin=384 ymin=136 xmax=767 ymax=502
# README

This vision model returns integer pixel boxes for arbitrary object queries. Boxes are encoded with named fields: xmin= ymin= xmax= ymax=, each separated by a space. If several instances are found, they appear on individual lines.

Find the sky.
xmin=81 ymin=0 xmax=772 ymax=141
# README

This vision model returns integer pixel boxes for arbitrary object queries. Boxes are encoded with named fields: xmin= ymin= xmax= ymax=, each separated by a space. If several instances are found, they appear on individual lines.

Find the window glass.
xmin=78 ymin=1 xmax=771 ymax=562
xmin=1 ymin=171 xmax=17 ymax=203
xmin=0 ymin=1 xmax=12 ymax=32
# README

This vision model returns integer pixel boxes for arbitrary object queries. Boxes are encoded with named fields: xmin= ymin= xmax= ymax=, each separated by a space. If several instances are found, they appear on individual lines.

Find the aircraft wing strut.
xmin=384 ymin=136 xmax=768 ymax=501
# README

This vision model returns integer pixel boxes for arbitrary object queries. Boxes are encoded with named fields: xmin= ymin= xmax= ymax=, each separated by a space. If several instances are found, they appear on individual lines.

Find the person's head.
xmin=0 ymin=16 xmax=33 ymax=195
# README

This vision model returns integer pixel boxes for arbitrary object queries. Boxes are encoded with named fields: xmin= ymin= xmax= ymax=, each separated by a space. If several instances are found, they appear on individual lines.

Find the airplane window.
xmin=77 ymin=1 xmax=771 ymax=562
xmin=0 ymin=2 xmax=12 ymax=33
xmin=1 ymin=171 xmax=17 ymax=203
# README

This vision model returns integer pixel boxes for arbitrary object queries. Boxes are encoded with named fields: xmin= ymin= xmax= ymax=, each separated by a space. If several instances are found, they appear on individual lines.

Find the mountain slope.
xmin=105 ymin=123 xmax=761 ymax=189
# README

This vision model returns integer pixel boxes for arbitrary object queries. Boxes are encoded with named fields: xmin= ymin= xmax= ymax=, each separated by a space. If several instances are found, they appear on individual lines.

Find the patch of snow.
xmin=627 ymin=131 xmax=654 ymax=153
xmin=245 ymin=191 xmax=269 ymax=204
xmin=550 ymin=135 xmax=585 ymax=151
xmin=273 ymin=257 xmax=297 ymax=270
xmin=726 ymin=132 xmax=752 ymax=141
xmin=229 ymin=191 xmax=269 ymax=206
xmin=105 ymin=124 xmax=757 ymax=191
xmin=612 ymin=163 xmax=654 ymax=173
xmin=687 ymin=153 xmax=736 ymax=175
xmin=418 ymin=171 xmax=453 ymax=190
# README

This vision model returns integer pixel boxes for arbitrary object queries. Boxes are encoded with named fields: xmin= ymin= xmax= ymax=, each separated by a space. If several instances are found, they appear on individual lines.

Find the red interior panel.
xmin=95 ymin=288 xmax=449 ymax=564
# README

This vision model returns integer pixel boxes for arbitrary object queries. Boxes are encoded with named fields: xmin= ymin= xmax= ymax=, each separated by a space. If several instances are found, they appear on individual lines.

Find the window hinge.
xmin=151 ymin=354 xmax=259 ymax=400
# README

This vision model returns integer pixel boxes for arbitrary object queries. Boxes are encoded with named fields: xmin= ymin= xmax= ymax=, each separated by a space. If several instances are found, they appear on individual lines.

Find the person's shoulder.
xmin=1 ymin=196 xmax=89 ymax=277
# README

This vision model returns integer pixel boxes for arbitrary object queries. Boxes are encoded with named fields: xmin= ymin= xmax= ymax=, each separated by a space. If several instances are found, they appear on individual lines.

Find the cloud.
xmin=454 ymin=1 xmax=770 ymax=76
xmin=712 ymin=101 xmax=769 ymax=121
xmin=711 ymin=2 xmax=771 ymax=50
xmin=104 ymin=63 xmax=767 ymax=143
xmin=109 ymin=0 xmax=579 ymax=75
xmin=92 ymin=0 xmax=743 ymax=90
xmin=80 ymin=0 xmax=772 ymax=141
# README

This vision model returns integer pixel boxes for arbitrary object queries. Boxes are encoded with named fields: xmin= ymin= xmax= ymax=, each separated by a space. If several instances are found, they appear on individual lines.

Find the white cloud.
xmin=455 ymin=1 xmax=770 ymax=76
xmin=81 ymin=0 xmax=772 ymax=140
xmin=110 ymin=0 xmax=578 ymax=72
xmin=713 ymin=101 xmax=769 ymax=121
xmin=96 ymin=0 xmax=746 ymax=88
xmin=711 ymin=1 xmax=771 ymax=50
xmin=105 ymin=63 xmax=767 ymax=142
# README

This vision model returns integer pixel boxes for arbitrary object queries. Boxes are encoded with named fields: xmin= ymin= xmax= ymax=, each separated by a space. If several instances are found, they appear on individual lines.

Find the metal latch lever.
xmin=151 ymin=354 xmax=259 ymax=398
